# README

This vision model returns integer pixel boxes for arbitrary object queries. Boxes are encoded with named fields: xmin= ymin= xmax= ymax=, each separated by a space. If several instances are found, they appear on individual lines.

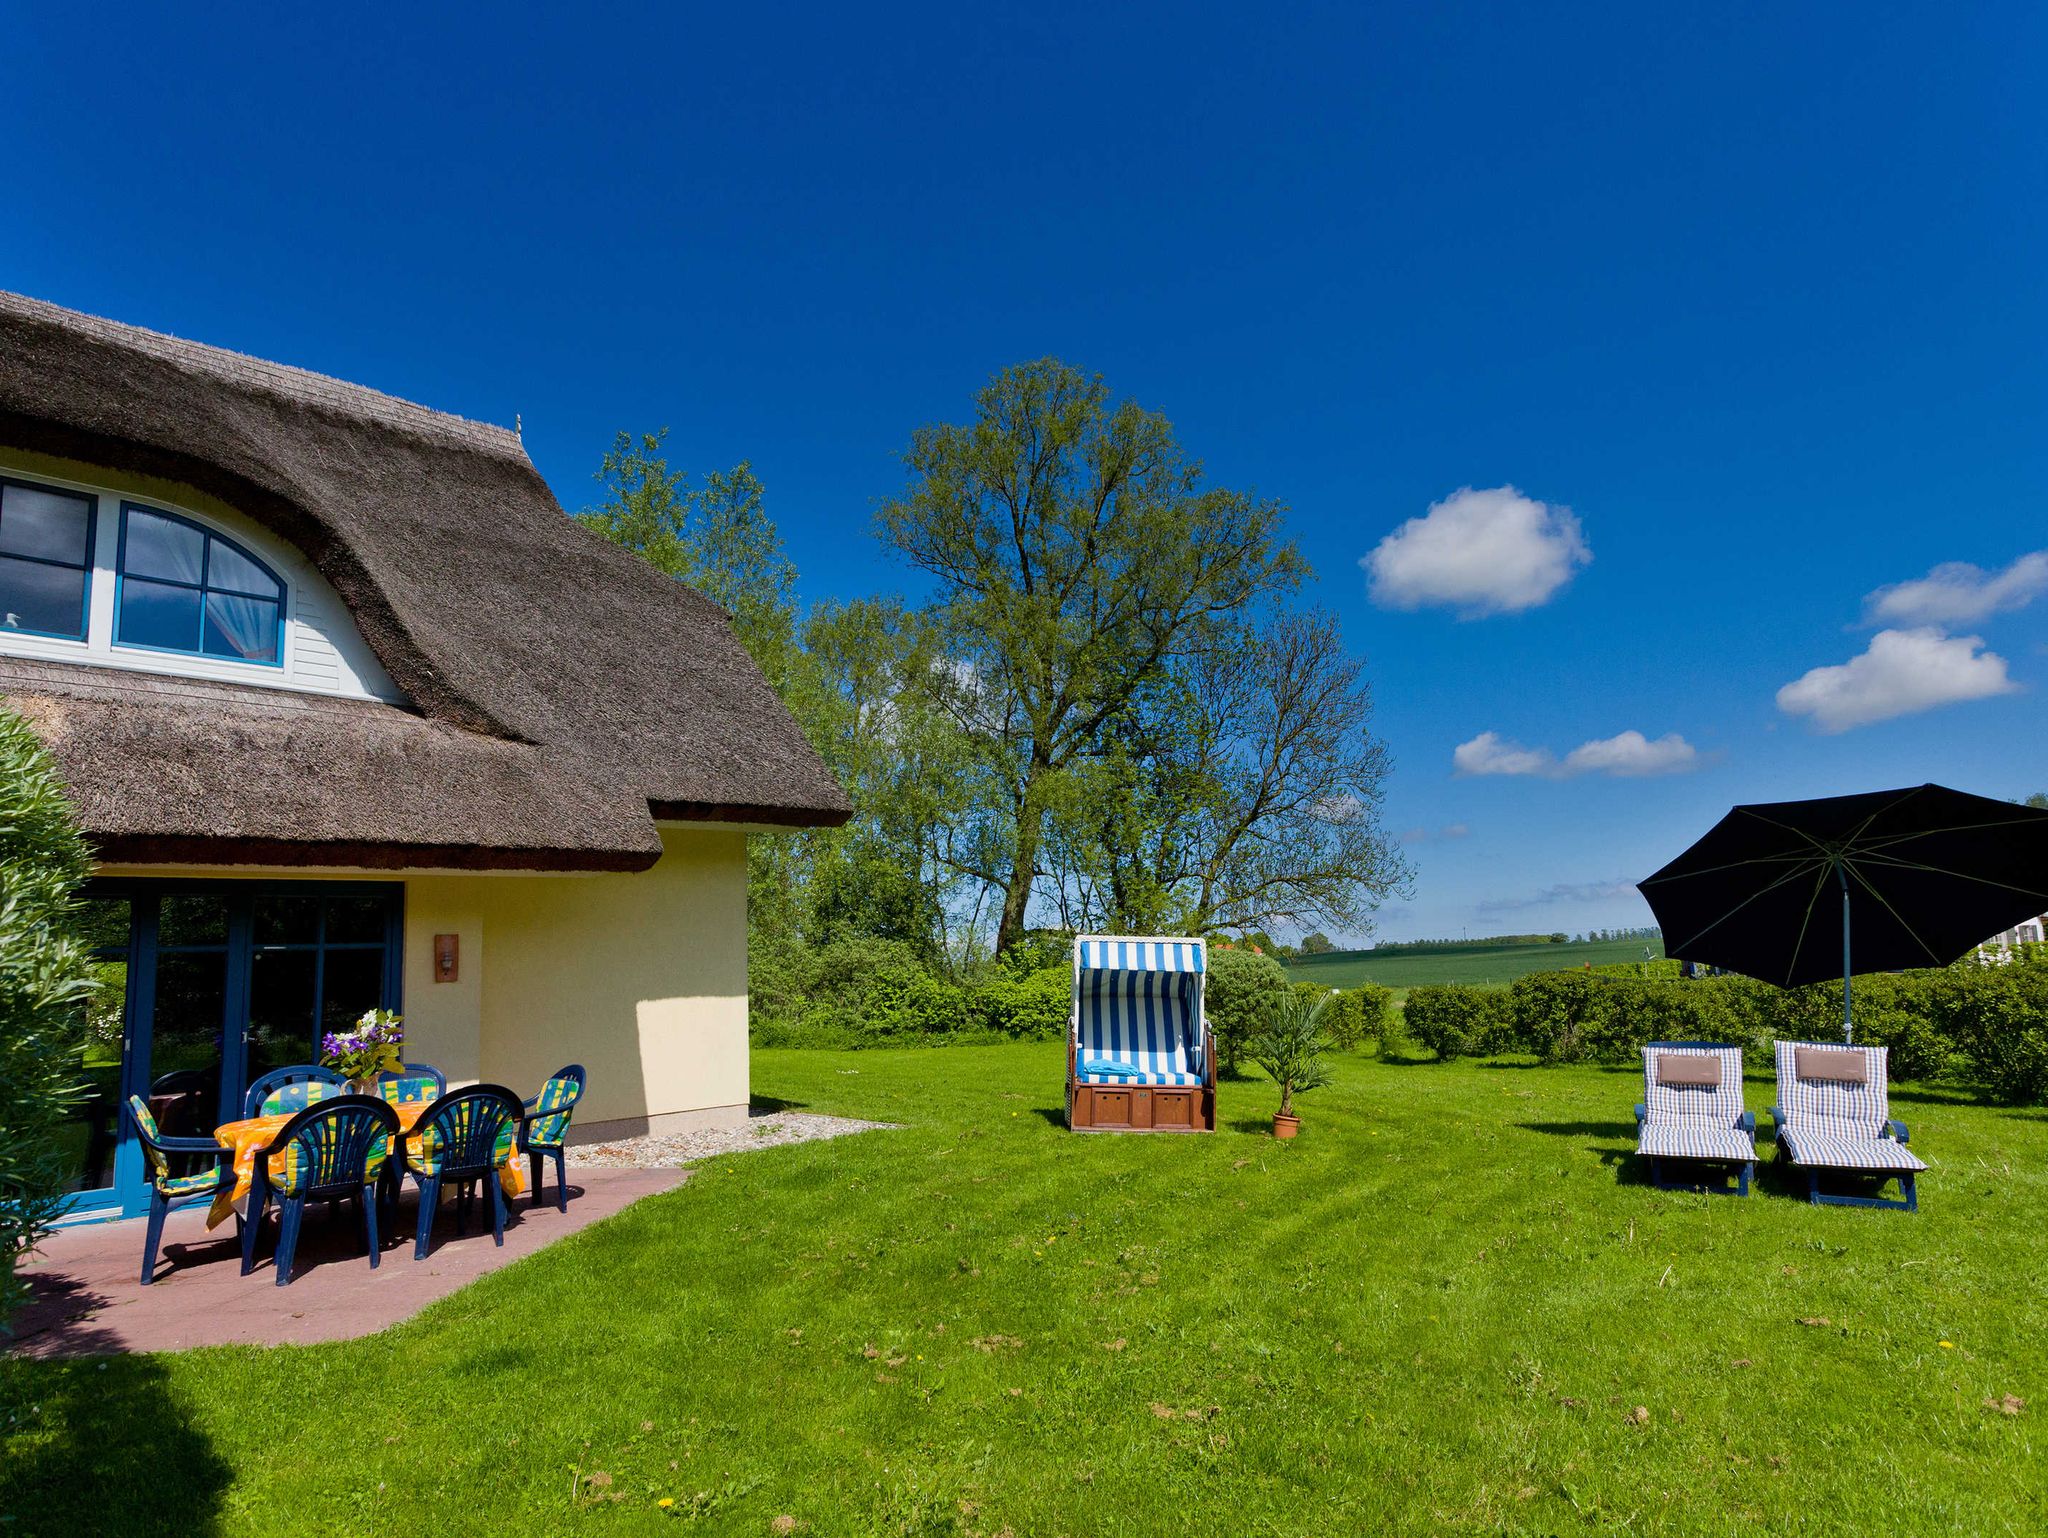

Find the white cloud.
xmin=1559 ymin=730 xmax=1699 ymax=777
xmin=1479 ymin=879 xmax=1639 ymax=914
xmin=1864 ymin=552 xmax=2048 ymax=627
xmin=1400 ymin=822 xmax=1474 ymax=844
xmin=1776 ymin=627 xmax=2020 ymax=732
xmin=1453 ymin=731 xmax=1554 ymax=776
xmin=1453 ymin=728 xmax=1701 ymax=779
xmin=1363 ymin=485 xmax=1590 ymax=617
xmin=1441 ymin=822 xmax=1471 ymax=840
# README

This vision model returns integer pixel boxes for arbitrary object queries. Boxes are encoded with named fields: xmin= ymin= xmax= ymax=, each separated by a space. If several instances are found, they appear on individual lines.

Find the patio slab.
xmin=8 ymin=1167 xmax=685 ymax=1358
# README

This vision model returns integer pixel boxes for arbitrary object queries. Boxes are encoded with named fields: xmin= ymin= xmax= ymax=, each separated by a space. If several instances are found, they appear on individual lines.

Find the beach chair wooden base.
xmin=1067 ymin=1081 xmax=1214 ymax=1133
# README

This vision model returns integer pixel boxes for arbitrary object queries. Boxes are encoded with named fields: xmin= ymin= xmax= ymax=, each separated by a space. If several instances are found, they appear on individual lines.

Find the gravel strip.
xmin=567 ymin=1110 xmax=898 ymax=1169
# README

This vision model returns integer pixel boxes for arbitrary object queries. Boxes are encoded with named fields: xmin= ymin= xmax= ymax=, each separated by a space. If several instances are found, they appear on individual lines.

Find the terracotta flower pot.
xmin=1272 ymin=1112 xmax=1300 ymax=1140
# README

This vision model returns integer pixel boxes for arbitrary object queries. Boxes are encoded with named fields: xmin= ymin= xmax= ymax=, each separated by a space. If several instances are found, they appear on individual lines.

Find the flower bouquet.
xmin=322 ymin=1007 xmax=403 ymax=1093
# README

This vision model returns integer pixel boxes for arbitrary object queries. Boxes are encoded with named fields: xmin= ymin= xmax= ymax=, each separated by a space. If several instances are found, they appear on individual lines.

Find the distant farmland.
xmin=1286 ymin=935 xmax=1666 ymax=992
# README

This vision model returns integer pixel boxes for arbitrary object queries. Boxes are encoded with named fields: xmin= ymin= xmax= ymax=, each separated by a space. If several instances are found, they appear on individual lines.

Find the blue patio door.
xmin=60 ymin=881 xmax=403 ymax=1219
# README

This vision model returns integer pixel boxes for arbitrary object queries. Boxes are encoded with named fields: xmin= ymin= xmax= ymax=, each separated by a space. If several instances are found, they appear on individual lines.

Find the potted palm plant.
xmin=1248 ymin=990 xmax=1333 ymax=1139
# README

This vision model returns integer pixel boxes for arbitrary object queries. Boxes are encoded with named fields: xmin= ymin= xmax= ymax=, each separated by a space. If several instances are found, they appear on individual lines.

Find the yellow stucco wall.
xmin=96 ymin=824 xmax=751 ymax=1135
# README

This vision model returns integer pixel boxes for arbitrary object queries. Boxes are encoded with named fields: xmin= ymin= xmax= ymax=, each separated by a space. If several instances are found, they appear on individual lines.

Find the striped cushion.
xmin=525 ymin=1076 xmax=581 ymax=1148
xmin=127 ymin=1095 xmax=168 ymax=1179
xmin=1077 ymin=1062 xmax=1203 ymax=1087
xmin=155 ymin=1167 xmax=222 ymax=1199
xmin=261 ymin=1080 xmax=342 ymax=1115
xmin=378 ymin=1074 xmax=439 ymax=1107
xmin=1639 ymin=1122 xmax=1755 ymax=1162
xmin=1075 ymin=958 xmax=1204 ymax=1084
xmin=1779 ymin=1121 xmax=1926 ymax=1172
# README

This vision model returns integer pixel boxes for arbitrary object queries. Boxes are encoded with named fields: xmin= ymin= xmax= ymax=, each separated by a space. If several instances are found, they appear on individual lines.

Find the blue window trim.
xmin=112 ymin=500 xmax=287 ymax=669
xmin=0 ymin=473 xmax=98 ymax=642
xmin=59 ymin=878 xmax=405 ymax=1223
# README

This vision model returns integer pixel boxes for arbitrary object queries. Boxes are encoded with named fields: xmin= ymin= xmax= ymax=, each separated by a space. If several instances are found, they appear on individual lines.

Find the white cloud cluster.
xmin=1453 ymin=728 xmax=1700 ymax=779
xmin=1363 ymin=486 xmax=1590 ymax=618
xmin=1863 ymin=551 xmax=2048 ymax=627
xmin=1775 ymin=627 xmax=2018 ymax=733
xmin=1399 ymin=822 xmax=1473 ymax=844
xmin=1479 ymin=879 xmax=1639 ymax=915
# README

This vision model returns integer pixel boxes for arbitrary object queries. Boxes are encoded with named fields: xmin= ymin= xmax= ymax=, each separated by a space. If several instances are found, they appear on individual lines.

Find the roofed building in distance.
xmin=0 ymin=290 xmax=849 ymax=1222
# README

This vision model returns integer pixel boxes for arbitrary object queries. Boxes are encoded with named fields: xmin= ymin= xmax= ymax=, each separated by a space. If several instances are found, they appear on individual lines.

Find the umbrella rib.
xmin=1841 ymin=860 xmax=1945 ymax=965
xmin=1848 ymin=850 xmax=2048 ymax=903
xmin=1779 ymin=860 xmax=1836 ymax=986
xmin=1856 ymin=814 xmax=2048 ymax=850
xmin=1666 ymin=858 xmax=1827 ymax=961
xmin=1641 ymin=852 xmax=1822 ymax=886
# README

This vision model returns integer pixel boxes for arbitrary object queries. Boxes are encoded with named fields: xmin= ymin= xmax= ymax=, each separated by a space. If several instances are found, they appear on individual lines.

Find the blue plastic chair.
xmin=400 ymin=1086 xmax=524 ymax=1259
xmin=375 ymin=1062 xmax=448 ymax=1107
xmin=240 ymin=1095 xmax=400 ymax=1286
xmin=125 ymin=1095 xmax=236 ymax=1286
xmin=244 ymin=1064 xmax=347 ymax=1118
xmin=518 ymin=1064 xmax=587 ymax=1212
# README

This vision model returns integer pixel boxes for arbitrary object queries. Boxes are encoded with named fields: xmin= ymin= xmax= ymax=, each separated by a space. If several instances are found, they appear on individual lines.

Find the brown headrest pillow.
xmin=1655 ymin=1054 xmax=1722 ymax=1088
xmin=1795 ymin=1046 xmax=1868 ymax=1085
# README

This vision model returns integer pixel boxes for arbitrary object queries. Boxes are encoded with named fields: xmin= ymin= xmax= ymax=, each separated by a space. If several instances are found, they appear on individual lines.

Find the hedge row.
xmin=749 ymin=934 xmax=1405 ymax=1059
xmin=1403 ymin=961 xmax=2048 ymax=1103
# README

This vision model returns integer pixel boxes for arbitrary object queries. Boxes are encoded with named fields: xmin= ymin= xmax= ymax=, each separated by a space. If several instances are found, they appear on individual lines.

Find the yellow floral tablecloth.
xmin=207 ymin=1101 xmax=524 ymax=1229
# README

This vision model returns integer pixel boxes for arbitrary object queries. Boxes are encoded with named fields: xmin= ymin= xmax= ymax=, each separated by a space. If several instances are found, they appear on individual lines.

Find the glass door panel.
xmin=246 ymin=949 xmax=318 ymax=1099
xmin=58 ymin=896 xmax=133 ymax=1198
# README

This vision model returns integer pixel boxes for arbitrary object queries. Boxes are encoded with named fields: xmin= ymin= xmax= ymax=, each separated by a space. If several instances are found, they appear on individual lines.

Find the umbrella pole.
xmin=1839 ymin=863 xmax=1853 ymax=1045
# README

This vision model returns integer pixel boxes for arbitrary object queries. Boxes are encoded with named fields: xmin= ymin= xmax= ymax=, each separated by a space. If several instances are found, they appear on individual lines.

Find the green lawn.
xmin=5 ymin=1043 xmax=2043 ymax=1536
xmin=1290 ymin=935 xmax=1666 ymax=993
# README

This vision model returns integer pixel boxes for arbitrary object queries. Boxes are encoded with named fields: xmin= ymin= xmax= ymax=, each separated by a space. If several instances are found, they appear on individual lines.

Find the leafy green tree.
xmin=877 ymin=359 xmax=1304 ymax=953
xmin=0 ymin=706 xmax=95 ymax=1329
xmin=577 ymin=429 xmax=798 ymax=690
xmin=1300 ymin=932 xmax=1334 ymax=955
xmin=2025 ymin=792 xmax=2048 ymax=809
xmin=1204 ymin=945 xmax=1291 ymax=1076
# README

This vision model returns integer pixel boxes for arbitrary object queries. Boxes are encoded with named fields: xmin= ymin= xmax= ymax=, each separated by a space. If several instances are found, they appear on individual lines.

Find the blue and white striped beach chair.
xmin=1770 ymin=1041 xmax=1926 ymax=1211
xmin=1068 ymin=936 xmax=1214 ymax=1133
xmin=1634 ymin=1041 xmax=1757 ymax=1195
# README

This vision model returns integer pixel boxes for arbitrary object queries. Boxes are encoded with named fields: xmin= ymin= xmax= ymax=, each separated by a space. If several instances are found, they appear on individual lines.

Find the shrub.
xmin=799 ymin=935 xmax=965 ymax=1043
xmin=1 ymin=706 xmax=95 ymax=1330
xmin=1206 ymin=947 xmax=1291 ymax=1075
xmin=1946 ymin=966 xmax=2048 ymax=1104
xmin=1506 ymin=971 xmax=1607 ymax=1062
xmin=1404 ymin=985 xmax=1511 ymax=1060
xmin=968 ymin=963 xmax=1069 ymax=1039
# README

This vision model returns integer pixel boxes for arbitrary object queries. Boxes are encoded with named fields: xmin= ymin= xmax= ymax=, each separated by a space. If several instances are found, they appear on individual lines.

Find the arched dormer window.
xmin=115 ymin=503 xmax=285 ymax=666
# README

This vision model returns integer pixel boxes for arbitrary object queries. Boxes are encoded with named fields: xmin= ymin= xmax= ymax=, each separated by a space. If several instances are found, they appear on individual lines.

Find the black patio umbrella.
xmin=1638 ymin=784 xmax=2048 ymax=1040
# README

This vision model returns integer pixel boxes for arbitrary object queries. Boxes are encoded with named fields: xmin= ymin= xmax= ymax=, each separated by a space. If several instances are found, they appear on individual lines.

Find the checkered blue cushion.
xmin=1639 ymin=1122 xmax=1755 ymax=1161
xmin=1774 ymin=1040 xmax=1925 ymax=1172
xmin=1642 ymin=1045 xmax=1745 ymax=1124
xmin=1778 ymin=1121 xmax=1926 ymax=1172
xmin=1637 ymin=1045 xmax=1752 ymax=1165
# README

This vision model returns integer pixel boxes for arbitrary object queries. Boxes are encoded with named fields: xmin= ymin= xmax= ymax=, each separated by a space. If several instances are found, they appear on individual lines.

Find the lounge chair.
xmin=1634 ymin=1041 xmax=1756 ymax=1195
xmin=1770 ymin=1041 xmax=1926 ymax=1212
xmin=1067 ymin=936 xmax=1214 ymax=1133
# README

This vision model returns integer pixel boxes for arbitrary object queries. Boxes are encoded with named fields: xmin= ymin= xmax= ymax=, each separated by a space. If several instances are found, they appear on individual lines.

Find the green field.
xmin=5 ymin=1040 xmax=2039 ymax=1536
xmin=1289 ymin=935 xmax=1666 ymax=992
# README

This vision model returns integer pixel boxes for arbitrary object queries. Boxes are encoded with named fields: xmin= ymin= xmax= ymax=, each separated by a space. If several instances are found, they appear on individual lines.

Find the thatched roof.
xmin=0 ymin=292 xmax=849 ymax=870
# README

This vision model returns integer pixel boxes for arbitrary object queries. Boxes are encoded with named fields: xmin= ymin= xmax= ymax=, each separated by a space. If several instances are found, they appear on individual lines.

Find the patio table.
xmin=207 ymin=1101 xmax=525 ymax=1229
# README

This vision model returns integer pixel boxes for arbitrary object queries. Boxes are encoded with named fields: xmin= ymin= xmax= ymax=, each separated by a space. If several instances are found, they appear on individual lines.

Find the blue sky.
xmin=4 ymin=5 xmax=2043 ymax=942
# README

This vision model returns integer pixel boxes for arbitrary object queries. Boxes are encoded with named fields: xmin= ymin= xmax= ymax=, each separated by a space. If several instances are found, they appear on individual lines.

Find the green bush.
xmin=1404 ymin=985 xmax=1511 ymax=1060
xmin=1 ymin=706 xmax=95 ymax=1330
xmin=1207 ymin=947 xmax=1291 ymax=1075
xmin=1946 ymin=966 xmax=2048 ymax=1104
xmin=1296 ymin=982 xmax=1395 ymax=1053
xmin=968 ymin=963 xmax=1069 ymax=1039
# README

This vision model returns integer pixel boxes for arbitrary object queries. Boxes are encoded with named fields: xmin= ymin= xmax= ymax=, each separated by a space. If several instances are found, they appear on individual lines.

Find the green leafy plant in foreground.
xmin=1246 ymin=989 xmax=1333 ymax=1119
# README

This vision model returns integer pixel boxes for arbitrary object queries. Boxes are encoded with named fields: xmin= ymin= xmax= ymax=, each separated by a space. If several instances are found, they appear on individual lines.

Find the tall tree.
xmin=878 ymin=360 xmax=1303 ymax=952
xmin=577 ymin=429 xmax=798 ymax=690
